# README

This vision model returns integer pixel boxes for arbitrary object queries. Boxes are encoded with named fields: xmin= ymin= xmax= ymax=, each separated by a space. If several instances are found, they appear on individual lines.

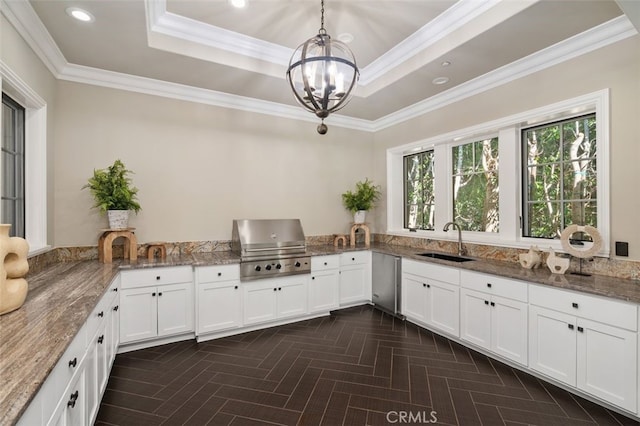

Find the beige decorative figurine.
xmin=546 ymin=247 xmax=570 ymax=275
xmin=0 ymin=224 xmax=30 ymax=315
xmin=519 ymin=245 xmax=542 ymax=269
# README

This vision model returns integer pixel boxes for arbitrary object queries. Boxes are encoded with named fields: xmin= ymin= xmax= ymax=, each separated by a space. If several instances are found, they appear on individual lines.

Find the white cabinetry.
xmin=243 ymin=275 xmax=308 ymax=326
xmin=19 ymin=276 xmax=120 ymax=426
xmin=196 ymin=264 xmax=242 ymax=335
xmin=119 ymin=266 xmax=194 ymax=345
xmin=460 ymin=270 xmax=528 ymax=365
xmin=339 ymin=251 xmax=372 ymax=306
xmin=309 ymin=255 xmax=340 ymax=313
xmin=529 ymin=284 xmax=638 ymax=412
xmin=401 ymin=259 xmax=460 ymax=337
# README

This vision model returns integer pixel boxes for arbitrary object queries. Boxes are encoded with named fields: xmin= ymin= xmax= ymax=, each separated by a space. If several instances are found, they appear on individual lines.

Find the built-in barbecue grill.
xmin=232 ymin=219 xmax=311 ymax=281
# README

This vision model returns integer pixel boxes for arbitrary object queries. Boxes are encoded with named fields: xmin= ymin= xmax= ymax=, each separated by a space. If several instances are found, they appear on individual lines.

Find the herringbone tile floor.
xmin=96 ymin=306 xmax=639 ymax=425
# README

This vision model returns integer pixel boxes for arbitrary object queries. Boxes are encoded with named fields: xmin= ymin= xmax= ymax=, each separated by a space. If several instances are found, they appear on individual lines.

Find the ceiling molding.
xmin=1 ymin=1 xmax=637 ymax=134
xmin=371 ymin=15 xmax=637 ymax=132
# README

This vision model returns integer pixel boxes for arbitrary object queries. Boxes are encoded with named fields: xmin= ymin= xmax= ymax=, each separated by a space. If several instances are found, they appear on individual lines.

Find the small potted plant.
xmin=83 ymin=159 xmax=141 ymax=229
xmin=341 ymin=178 xmax=381 ymax=224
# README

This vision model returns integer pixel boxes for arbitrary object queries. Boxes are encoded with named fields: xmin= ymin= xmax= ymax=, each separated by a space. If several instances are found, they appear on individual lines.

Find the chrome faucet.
xmin=443 ymin=221 xmax=464 ymax=256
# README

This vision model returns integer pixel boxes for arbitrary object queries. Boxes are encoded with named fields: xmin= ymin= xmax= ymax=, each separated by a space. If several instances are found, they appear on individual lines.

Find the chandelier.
xmin=286 ymin=0 xmax=359 ymax=134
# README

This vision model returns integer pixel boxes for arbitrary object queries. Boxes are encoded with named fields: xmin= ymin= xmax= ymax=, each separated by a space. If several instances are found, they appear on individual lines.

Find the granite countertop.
xmin=2 ymin=243 xmax=639 ymax=424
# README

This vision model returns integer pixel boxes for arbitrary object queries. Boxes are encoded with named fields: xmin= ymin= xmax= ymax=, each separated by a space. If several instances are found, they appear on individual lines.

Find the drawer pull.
xmin=484 ymin=300 xmax=489 ymax=305
xmin=490 ymin=302 xmax=495 ymax=307
xmin=487 ymin=283 xmax=492 ymax=288
xmin=156 ymin=276 xmax=161 ymax=280
xmin=113 ymin=305 xmax=119 ymax=311
xmin=572 ymin=302 xmax=579 ymax=308
xmin=218 ymin=272 xmax=222 ymax=277
xmin=568 ymin=324 xmax=574 ymax=330
xmin=98 ymin=311 xmax=104 ymax=318
xmin=113 ymin=288 xmax=118 ymax=292
xmin=152 ymin=292 xmax=156 ymax=297
xmin=426 ymin=284 xmax=430 ymax=288
xmin=158 ymin=292 xmax=163 ymax=296
xmin=278 ymin=287 xmax=282 ymax=291
xmin=423 ymin=283 xmax=426 ymax=287
xmin=352 ymin=257 xmax=355 ymax=261
xmin=234 ymin=285 xmax=238 ymax=289
xmin=273 ymin=288 xmax=277 ymax=291
xmin=67 ymin=390 xmax=79 ymax=408
xmin=312 ymin=277 xmax=315 ymax=280
xmin=577 ymin=326 xmax=584 ymax=333
xmin=68 ymin=357 xmax=77 ymax=368
xmin=324 ymin=262 xmax=328 ymax=266
xmin=98 ymin=335 xmax=104 ymax=344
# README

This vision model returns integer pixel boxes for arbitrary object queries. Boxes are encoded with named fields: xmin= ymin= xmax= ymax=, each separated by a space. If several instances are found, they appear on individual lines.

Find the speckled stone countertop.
xmin=2 ymin=243 xmax=639 ymax=425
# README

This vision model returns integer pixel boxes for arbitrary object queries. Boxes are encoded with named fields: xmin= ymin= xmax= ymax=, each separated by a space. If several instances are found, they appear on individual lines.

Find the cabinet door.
xmin=339 ymin=265 xmax=367 ymax=305
xmin=529 ymin=305 xmax=576 ymax=386
xmin=277 ymin=276 xmax=308 ymax=319
xmin=460 ymin=288 xmax=491 ymax=350
xmin=84 ymin=334 xmax=98 ymax=426
xmin=108 ymin=299 xmax=120 ymax=368
xmin=577 ymin=318 xmax=637 ymax=412
xmin=401 ymin=275 xmax=427 ymax=324
xmin=309 ymin=270 xmax=339 ymax=313
xmin=244 ymin=280 xmax=278 ymax=325
xmin=198 ymin=281 xmax=242 ymax=334
xmin=157 ymin=282 xmax=194 ymax=337
xmin=63 ymin=366 xmax=86 ymax=426
xmin=425 ymin=280 xmax=459 ymax=337
xmin=120 ymin=287 xmax=157 ymax=343
xmin=491 ymin=295 xmax=528 ymax=365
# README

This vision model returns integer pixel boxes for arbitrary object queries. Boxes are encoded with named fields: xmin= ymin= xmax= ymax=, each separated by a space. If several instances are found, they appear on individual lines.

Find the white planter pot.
xmin=107 ymin=210 xmax=130 ymax=230
xmin=353 ymin=210 xmax=367 ymax=224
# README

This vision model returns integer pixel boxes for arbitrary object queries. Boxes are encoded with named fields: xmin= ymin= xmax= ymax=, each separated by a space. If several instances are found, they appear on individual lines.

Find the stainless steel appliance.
xmin=232 ymin=219 xmax=310 ymax=281
xmin=372 ymin=252 xmax=403 ymax=317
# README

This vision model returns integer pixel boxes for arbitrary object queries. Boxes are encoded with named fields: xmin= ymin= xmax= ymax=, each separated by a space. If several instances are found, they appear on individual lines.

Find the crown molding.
xmin=371 ymin=15 xmax=637 ymax=132
xmin=2 ymin=1 xmax=636 ymax=134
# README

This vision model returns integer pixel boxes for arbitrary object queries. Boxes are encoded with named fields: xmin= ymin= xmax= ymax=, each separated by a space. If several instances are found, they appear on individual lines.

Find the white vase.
xmin=353 ymin=210 xmax=366 ymax=224
xmin=107 ymin=210 xmax=130 ymax=229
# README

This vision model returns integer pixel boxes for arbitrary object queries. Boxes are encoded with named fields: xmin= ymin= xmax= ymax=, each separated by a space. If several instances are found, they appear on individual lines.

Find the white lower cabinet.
xmin=120 ymin=266 xmax=194 ymax=344
xmin=401 ymin=259 xmax=460 ymax=337
xmin=196 ymin=265 xmax=242 ymax=335
xmin=309 ymin=255 xmax=340 ymax=313
xmin=339 ymin=251 xmax=372 ymax=306
xmin=243 ymin=275 xmax=308 ymax=326
xmin=460 ymin=271 xmax=528 ymax=365
xmin=529 ymin=285 xmax=638 ymax=413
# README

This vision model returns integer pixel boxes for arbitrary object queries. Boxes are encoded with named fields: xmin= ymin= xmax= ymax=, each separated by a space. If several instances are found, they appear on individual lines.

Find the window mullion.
xmin=433 ymin=144 xmax=449 ymax=232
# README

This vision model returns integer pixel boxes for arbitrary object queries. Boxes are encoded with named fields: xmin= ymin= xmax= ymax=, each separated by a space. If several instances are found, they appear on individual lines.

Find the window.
xmin=404 ymin=150 xmax=435 ymax=230
xmin=1 ymin=94 xmax=25 ymax=237
xmin=452 ymin=137 xmax=499 ymax=232
xmin=522 ymin=114 xmax=596 ymax=239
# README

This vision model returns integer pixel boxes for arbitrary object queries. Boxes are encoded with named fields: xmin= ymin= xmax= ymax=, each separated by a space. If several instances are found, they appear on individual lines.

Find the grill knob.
xmin=294 ymin=261 xmax=301 ymax=267
xmin=266 ymin=264 xmax=272 ymax=271
xmin=254 ymin=266 xmax=261 ymax=272
xmin=276 ymin=264 xmax=282 ymax=270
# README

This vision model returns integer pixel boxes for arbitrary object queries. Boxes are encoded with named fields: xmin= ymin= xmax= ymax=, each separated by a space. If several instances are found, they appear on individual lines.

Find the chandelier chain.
xmin=320 ymin=0 xmax=325 ymax=32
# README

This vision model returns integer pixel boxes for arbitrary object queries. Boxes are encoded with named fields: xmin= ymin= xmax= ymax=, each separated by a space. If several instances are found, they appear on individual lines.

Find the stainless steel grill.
xmin=232 ymin=219 xmax=310 ymax=280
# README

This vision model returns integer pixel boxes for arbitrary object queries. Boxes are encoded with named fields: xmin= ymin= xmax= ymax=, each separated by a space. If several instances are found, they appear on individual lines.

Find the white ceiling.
xmin=5 ymin=0 xmax=639 ymax=129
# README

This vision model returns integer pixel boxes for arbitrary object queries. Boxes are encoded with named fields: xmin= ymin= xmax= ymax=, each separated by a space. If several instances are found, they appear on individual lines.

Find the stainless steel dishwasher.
xmin=372 ymin=252 xmax=403 ymax=318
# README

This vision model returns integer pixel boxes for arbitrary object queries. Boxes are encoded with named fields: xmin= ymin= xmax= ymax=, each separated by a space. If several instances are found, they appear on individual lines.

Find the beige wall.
xmin=1 ymin=15 xmax=58 ymax=245
xmin=372 ymin=35 xmax=640 ymax=260
xmin=53 ymin=82 xmax=374 ymax=246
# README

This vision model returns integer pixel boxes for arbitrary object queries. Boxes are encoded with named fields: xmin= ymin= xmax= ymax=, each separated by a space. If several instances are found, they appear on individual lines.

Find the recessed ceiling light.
xmin=66 ymin=7 xmax=94 ymax=22
xmin=441 ymin=61 xmax=451 ymax=67
xmin=338 ymin=33 xmax=354 ymax=44
xmin=229 ymin=0 xmax=247 ymax=8
xmin=432 ymin=77 xmax=449 ymax=85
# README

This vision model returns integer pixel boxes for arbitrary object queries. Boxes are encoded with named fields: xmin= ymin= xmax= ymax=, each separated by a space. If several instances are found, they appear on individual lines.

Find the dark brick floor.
xmin=96 ymin=305 xmax=639 ymax=425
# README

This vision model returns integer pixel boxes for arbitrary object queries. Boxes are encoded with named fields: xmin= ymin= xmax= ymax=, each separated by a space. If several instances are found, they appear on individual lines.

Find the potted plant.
xmin=83 ymin=159 xmax=141 ymax=229
xmin=341 ymin=178 xmax=381 ymax=224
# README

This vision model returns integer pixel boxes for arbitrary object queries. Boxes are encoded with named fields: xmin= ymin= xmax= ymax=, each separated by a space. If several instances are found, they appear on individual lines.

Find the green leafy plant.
xmin=341 ymin=178 xmax=381 ymax=213
xmin=83 ymin=159 xmax=141 ymax=214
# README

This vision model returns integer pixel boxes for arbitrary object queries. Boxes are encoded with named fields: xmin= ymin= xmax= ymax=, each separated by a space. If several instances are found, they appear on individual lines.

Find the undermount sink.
xmin=416 ymin=252 xmax=475 ymax=263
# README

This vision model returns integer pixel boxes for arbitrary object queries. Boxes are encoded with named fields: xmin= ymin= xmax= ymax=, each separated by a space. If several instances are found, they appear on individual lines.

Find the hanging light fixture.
xmin=286 ymin=0 xmax=359 ymax=135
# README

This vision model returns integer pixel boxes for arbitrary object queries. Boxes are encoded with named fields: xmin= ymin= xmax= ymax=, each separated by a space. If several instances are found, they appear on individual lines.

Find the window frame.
xmin=1 ymin=62 xmax=49 ymax=255
xmin=2 ymin=93 xmax=26 ymax=237
xmin=403 ymin=149 xmax=435 ymax=231
xmin=386 ymin=90 xmax=609 ymax=256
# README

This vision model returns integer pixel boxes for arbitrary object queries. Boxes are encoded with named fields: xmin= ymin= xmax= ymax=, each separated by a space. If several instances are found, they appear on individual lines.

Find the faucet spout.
xmin=443 ymin=221 xmax=464 ymax=256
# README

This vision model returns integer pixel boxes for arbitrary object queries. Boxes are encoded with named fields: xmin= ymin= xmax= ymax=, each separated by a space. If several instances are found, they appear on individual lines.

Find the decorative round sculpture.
xmin=560 ymin=224 xmax=602 ymax=258
xmin=0 ymin=224 xmax=30 ymax=315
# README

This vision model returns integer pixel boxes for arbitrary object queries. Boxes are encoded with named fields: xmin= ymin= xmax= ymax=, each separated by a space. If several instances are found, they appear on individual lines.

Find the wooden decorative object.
xmin=98 ymin=228 xmax=137 ymax=263
xmin=147 ymin=242 xmax=167 ymax=261
xmin=350 ymin=223 xmax=371 ymax=248
xmin=0 ymin=224 xmax=29 ymax=315
xmin=333 ymin=234 xmax=348 ymax=247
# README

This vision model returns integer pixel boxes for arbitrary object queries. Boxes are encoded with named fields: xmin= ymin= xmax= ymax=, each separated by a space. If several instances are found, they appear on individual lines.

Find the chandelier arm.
xmin=299 ymin=41 xmax=322 ymax=114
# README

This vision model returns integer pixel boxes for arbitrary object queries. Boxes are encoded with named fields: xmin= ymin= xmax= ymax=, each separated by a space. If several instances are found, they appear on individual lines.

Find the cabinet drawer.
xmin=53 ymin=323 xmax=87 ymax=397
xmin=85 ymin=295 xmax=109 ymax=340
xmin=402 ymin=259 xmax=459 ymax=285
xmin=196 ymin=264 xmax=240 ymax=283
xmin=121 ymin=266 xmax=193 ymax=289
xmin=311 ymin=255 xmax=340 ymax=271
xmin=461 ymin=270 xmax=527 ymax=302
xmin=340 ymin=251 xmax=370 ymax=265
xmin=529 ymin=284 xmax=637 ymax=331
